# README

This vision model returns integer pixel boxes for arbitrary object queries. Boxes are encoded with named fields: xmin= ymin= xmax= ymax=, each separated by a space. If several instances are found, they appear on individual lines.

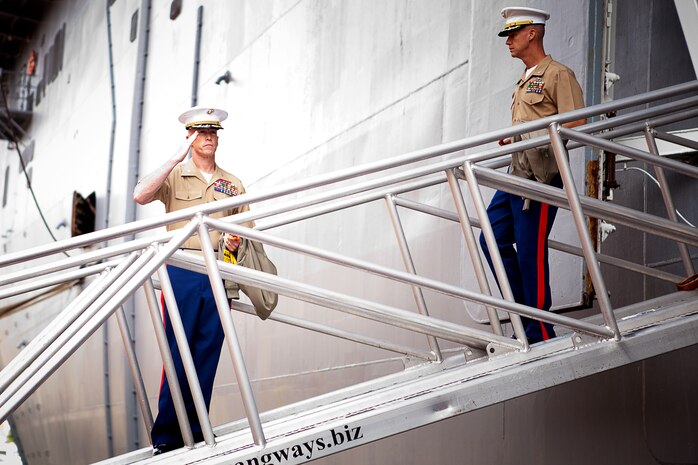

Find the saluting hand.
xmin=174 ymin=131 xmax=199 ymax=162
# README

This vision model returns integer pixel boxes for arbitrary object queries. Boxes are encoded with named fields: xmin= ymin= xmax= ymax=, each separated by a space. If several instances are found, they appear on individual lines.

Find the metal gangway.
xmin=1 ymin=81 xmax=698 ymax=465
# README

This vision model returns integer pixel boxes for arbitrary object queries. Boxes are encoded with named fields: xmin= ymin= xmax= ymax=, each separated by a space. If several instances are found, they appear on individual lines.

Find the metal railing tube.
xmin=472 ymin=167 xmax=698 ymax=247
xmin=0 ymin=214 xmax=179 ymax=269
xmin=394 ymin=196 xmax=684 ymax=284
xmin=215 ymin=260 xmax=522 ymax=349
xmin=0 ymin=166 xmax=450 ymax=269
xmin=219 ymin=257 xmax=613 ymax=341
xmin=0 ymin=255 xmax=137 ymax=394
xmin=0 ymin=260 xmax=117 ymax=300
xmin=226 ymin=101 xmax=698 ymax=234
xmin=460 ymin=96 xmax=698 ymax=167
xmin=168 ymin=252 xmax=516 ymax=352
xmin=157 ymin=262 xmax=214 ymax=448
xmin=456 ymin=162 xmax=528 ymax=338
xmin=548 ymin=123 xmax=620 ymax=341
xmin=464 ymin=102 xmax=698 ymax=168
xmin=457 ymin=165 xmax=529 ymax=347
xmin=476 ymin=104 xmax=698 ymax=178
xmin=0 ymin=233 xmax=171 ymax=288
xmin=644 ymin=127 xmax=695 ymax=276
xmin=142 ymin=278 xmax=194 ymax=448
xmin=115 ymin=306 xmax=154 ymax=435
xmin=0 ymin=81 xmax=695 ymax=444
xmin=169 ymin=251 xmax=510 ymax=349
xmin=185 ymin=226 xmax=615 ymax=340
xmin=477 ymin=80 xmax=698 ymax=141
xmin=559 ymin=127 xmax=698 ymax=179
xmin=461 ymin=111 xmax=698 ymax=178
xmin=229 ymin=300 xmax=436 ymax=361
xmin=384 ymin=194 xmax=443 ymax=361
xmin=217 ymin=99 xmax=698 ymax=240
xmin=254 ymin=173 xmax=448 ymax=232
xmin=652 ymin=129 xmax=698 ymax=152
xmin=237 ymin=102 xmax=698 ymax=231
xmin=545 ymin=240 xmax=684 ymax=282
xmin=0 ymin=248 xmax=156 ymax=423
xmin=565 ymin=96 xmax=698 ymax=145
xmin=197 ymin=221 xmax=266 ymax=447
xmin=444 ymin=169 xmax=505 ymax=337
xmin=200 ymin=220 xmax=616 ymax=338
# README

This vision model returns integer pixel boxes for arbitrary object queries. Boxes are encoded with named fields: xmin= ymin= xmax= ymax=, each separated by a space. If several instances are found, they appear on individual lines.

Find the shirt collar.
xmin=181 ymin=158 xmax=219 ymax=184
xmin=517 ymin=54 xmax=553 ymax=85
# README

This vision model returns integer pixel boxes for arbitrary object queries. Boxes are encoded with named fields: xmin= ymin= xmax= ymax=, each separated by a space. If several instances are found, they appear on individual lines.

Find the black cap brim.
xmin=186 ymin=124 xmax=223 ymax=130
xmin=498 ymin=24 xmax=525 ymax=37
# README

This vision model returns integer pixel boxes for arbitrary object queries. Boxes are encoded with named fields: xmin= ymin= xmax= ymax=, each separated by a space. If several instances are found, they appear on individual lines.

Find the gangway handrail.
xmin=0 ymin=95 xmax=693 ymax=279
xmin=0 ymin=81 xmax=697 ymax=463
xmin=472 ymin=168 xmax=698 ymax=246
xmin=560 ymin=126 xmax=698 ymax=178
xmin=3 ymin=151 xmax=688 ymax=315
xmin=652 ymin=128 xmax=698 ymax=151
xmin=3 ymin=149 xmax=690 ymax=306
xmin=394 ymin=196 xmax=685 ymax=284
xmin=184 ymin=220 xmax=618 ymax=341
xmin=4 ymin=89 xmax=695 ymax=295
xmin=228 ymin=299 xmax=437 ymax=361
xmin=0 ymin=259 xmax=120 ymax=300
xmin=0 ymin=93 xmax=694 ymax=351
xmin=0 ymin=80 xmax=696 ymax=268
xmin=1 ymin=95 xmax=695 ymax=326
xmin=0 ymin=233 xmax=171 ymax=288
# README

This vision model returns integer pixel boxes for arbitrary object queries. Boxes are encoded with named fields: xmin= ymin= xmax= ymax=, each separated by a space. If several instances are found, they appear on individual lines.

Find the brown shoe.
xmin=676 ymin=274 xmax=698 ymax=291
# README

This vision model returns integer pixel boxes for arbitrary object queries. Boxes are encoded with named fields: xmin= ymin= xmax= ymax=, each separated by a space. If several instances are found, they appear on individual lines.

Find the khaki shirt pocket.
xmin=513 ymin=89 xmax=546 ymax=121
xmin=174 ymin=188 xmax=203 ymax=202
xmin=520 ymin=91 xmax=545 ymax=106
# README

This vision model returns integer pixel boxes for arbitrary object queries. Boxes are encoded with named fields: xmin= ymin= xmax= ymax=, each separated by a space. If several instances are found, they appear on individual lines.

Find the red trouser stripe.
xmin=159 ymin=291 xmax=167 ymax=392
xmin=537 ymin=203 xmax=550 ymax=341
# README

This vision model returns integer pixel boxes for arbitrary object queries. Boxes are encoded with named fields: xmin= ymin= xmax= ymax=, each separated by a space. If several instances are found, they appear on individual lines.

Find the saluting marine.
xmin=134 ymin=106 xmax=253 ymax=454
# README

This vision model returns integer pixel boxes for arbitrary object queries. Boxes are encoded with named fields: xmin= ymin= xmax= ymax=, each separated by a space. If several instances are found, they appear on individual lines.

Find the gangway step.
xmin=97 ymin=290 xmax=698 ymax=465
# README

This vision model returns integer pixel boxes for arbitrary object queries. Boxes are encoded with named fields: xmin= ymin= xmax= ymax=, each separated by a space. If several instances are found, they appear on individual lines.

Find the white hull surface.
xmin=0 ymin=1 xmax=696 ymax=464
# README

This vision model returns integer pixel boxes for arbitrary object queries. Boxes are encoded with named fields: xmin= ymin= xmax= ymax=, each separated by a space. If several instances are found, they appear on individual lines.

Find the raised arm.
xmin=133 ymin=131 xmax=198 ymax=205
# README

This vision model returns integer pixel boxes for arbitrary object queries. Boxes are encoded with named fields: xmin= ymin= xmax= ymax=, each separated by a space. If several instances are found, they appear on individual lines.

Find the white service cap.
xmin=178 ymin=106 xmax=228 ymax=130
xmin=498 ymin=6 xmax=550 ymax=37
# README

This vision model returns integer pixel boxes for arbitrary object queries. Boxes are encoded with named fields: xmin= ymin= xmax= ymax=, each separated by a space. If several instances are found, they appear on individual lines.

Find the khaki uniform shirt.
xmin=153 ymin=158 xmax=253 ymax=251
xmin=509 ymin=55 xmax=584 ymax=183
